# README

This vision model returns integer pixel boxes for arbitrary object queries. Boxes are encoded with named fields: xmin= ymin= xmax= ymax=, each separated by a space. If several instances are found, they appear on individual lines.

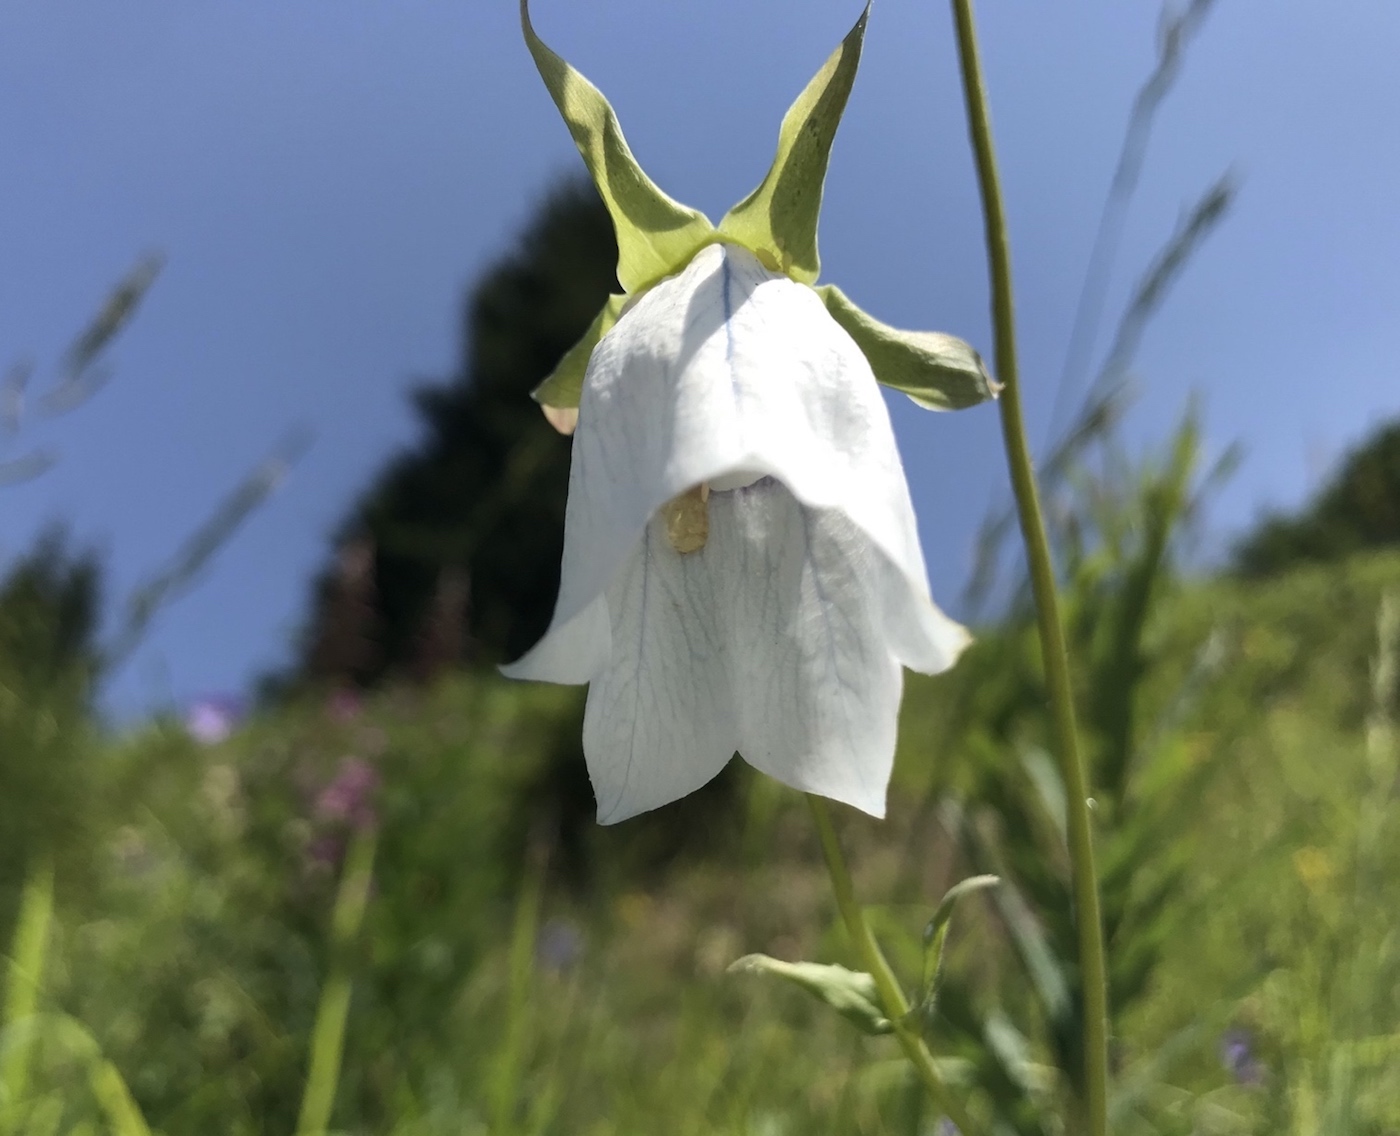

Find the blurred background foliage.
xmin=4 ymin=8 xmax=1400 ymax=1131
xmin=3 ymin=432 xmax=1399 ymax=1132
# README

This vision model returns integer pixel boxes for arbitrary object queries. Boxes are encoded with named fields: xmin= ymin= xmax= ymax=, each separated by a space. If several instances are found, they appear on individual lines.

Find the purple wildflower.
xmin=186 ymin=695 xmax=245 ymax=744
xmin=1220 ymin=1028 xmax=1266 ymax=1086
xmin=315 ymin=757 xmax=380 ymax=832
xmin=326 ymin=687 xmax=364 ymax=723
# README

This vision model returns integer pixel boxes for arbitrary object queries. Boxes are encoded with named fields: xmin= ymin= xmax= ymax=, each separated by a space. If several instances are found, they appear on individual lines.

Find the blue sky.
xmin=1 ymin=1 xmax=1396 ymax=718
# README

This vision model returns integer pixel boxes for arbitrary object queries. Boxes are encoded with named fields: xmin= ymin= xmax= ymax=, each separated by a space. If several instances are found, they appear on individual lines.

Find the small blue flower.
xmin=1219 ymin=1027 xmax=1266 ymax=1086
xmin=537 ymin=917 xmax=585 ymax=973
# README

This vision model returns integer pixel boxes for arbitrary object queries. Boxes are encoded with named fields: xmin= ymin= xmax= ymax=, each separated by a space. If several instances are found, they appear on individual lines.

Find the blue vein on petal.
xmin=720 ymin=248 xmax=743 ymax=424
xmin=721 ymin=249 xmax=736 ymax=363
xmin=611 ymin=522 xmax=651 ymax=822
xmin=795 ymin=500 xmax=863 ymax=763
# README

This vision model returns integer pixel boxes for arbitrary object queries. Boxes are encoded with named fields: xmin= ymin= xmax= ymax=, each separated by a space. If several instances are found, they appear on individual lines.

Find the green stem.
xmin=1 ymin=854 xmax=55 ymax=1130
xmin=296 ymin=829 xmax=377 ymax=1136
xmin=806 ymin=796 xmax=983 ymax=1136
xmin=946 ymin=3 xmax=1110 ymax=1133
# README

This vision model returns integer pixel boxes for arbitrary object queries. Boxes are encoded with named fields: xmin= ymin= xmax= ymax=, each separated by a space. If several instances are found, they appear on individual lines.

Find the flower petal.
xmin=499 ymin=594 xmax=609 ymax=684
xmin=582 ymin=518 xmax=737 ymax=824
xmin=710 ymin=478 xmax=901 ymax=817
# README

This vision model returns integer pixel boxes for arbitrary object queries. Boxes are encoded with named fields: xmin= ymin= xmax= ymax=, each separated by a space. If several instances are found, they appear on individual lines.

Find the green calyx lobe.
xmin=530 ymin=293 xmax=628 ymax=414
xmin=819 ymin=284 xmax=1000 ymax=412
xmin=521 ymin=1 xmax=998 ymax=418
xmin=520 ymin=0 xmax=712 ymax=295
xmin=719 ymin=4 xmax=869 ymax=285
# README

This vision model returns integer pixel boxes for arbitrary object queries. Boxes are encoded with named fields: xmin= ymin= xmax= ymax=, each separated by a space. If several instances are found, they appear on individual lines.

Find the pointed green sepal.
xmin=718 ymin=5 xmax=869 ymax=284
xmin=818 ymin=284 xmax=1000 ymax=410
xmin=521 ymin=1 xmax=714 ymax=293
xmin=531 ymin=294 xmax=628 ymax=429
xmin=728 ymin=954 xmax=893 ymax=1036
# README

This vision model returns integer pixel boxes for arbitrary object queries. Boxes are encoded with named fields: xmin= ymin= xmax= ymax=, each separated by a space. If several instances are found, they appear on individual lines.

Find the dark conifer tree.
xmin=292 ymin=180 xmax=744 ymax=860
xmin=297 ymin=180 xmax=617 ymax=682
xmin=0 ymin=529 xmax=100 ymax=922
xmin=1236 ymin=419 xmax=1400 ymax=576
xmin=304 ymin=534 xmax=381 ymax=687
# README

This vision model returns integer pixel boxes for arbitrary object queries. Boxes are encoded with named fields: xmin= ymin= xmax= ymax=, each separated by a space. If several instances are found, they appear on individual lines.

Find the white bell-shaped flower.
xmin=504 ymin=243 xmax=970 ymax=823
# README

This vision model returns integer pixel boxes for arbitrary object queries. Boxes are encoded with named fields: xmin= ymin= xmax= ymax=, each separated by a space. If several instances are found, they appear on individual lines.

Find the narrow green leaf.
xmin=1020 ymin=747 xmax=1067 ymax=845
xmin=940 ymin=800 xmax=1074 ymax=1028
xmin=728 ymin=954 xmax=893 ymax=1035
xmin=927 ymin=875 xmax=1001 ymax=952
xmin=907 ymin=875 xmax=998 ymax=1031
xmin=818 ymin=284 xmax=1000 ymax=410
xmin=296 ymin=829 xmax=377 ymax=1136
xmin=982 ymin=1010 xmax=1048 ymax=1096
xmin=87 ymin=1060 xmax=153 ymax=1136
xmin=29 ymin=1014 xmax=153 ymax=1136
xmin=531 ymin=293 xmax=627 ymax=417
xmin=1 ymin=856 xmax=54 ymax=1121
xmin=521 ymin=0 xmax=713 ymax=292
xmin=718 ymin=5 xmax=869 ymax=284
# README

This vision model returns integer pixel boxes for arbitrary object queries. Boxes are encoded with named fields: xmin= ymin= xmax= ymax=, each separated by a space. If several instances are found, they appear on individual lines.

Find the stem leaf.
xmin=728 ymin=954 xmax=894 ymax=1036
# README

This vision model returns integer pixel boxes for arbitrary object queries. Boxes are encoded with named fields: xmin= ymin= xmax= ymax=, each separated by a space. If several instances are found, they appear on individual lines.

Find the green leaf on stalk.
xmin=818 ymin=284 xmax=1000 ymax=410
xmin=907 ymin=874 xmax=999 ymax=1031
xmin=718 ymin=5 xmax=869 ymax=284
xmin=521 ymin=0 xmax=714 ymax=293
xmin=531 ymin=293 xmax=628 ymax=430
xmin=728 ymin=954 xmax=893 ymax=1036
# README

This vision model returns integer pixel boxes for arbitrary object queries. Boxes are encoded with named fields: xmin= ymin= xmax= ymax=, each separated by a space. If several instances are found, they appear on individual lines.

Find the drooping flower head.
xmin=505 ymin=2 xmax=997 ymax=823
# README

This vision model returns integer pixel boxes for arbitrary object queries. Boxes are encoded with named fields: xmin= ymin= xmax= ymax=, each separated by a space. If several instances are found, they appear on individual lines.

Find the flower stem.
xmin=296 ymin=828 xmax=377 ymax=1136
xmin=806 ymin=795 xmax=983 ymax=1136
xmin=946 ymin=3 xmax=1110 ymax=1133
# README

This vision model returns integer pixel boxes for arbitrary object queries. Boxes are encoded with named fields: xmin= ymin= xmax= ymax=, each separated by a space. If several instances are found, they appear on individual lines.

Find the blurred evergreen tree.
xmin=297 ymin=179 xmax=617 ymax=686
xmin=0 ymin=529 xmax=100 ymax=923
xmin=1235 ymin=420 xmax=1400 ymax=576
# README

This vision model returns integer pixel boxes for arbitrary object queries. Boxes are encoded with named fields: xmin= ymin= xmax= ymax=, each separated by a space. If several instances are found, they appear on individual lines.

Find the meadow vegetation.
xmin=6 ymin=6 xmax=1399 ymax=1127
xmin=2 ymin=453 xmax=1398 ymax=1133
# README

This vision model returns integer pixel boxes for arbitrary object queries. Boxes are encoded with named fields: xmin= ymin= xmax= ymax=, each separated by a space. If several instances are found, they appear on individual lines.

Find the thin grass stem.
xmin=946 ymin=3 xmax=1110 ymax=1132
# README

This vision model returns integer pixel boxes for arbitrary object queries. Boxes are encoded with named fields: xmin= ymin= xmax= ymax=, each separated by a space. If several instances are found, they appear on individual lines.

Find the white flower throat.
xmin=662 ymin=468 xmax=771 ymax=556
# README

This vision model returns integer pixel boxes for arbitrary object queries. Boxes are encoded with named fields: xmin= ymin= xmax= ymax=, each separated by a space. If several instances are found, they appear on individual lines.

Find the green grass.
xmin=1 ymin=551 xmax=1398 ymax=1133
